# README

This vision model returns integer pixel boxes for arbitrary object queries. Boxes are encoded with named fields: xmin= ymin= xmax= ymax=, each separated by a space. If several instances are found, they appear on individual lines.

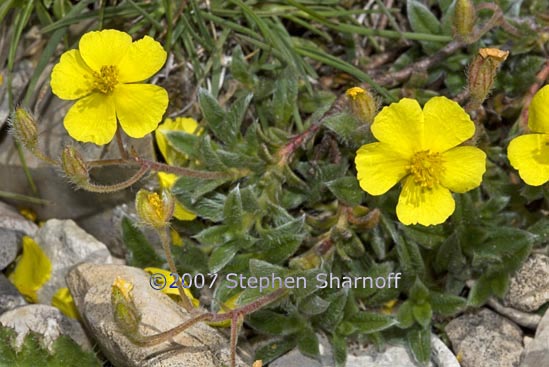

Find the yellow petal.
xmin=143 ymin=267 xmax=199 ymax=308
xmin=207 ymin=292 xmax=242 ymax=328
xmin=158 ymin=172 xmax=197 ymax=221
xmin=8 ymin=236 xmax=52 ymax=303
xmin=508 ymin=133 xmax=549 ymax=186
xmin=155 ymin=117 xmax=201 ymax=163
xmin=355 ymin=142 xmax=409 ymax=195
xmin=423 ymin=96 xmax=475 ymax=152
xmin=118 ymin=36 xmax=167 ymax=83
xmin=440 ymin=146 xmax=486 ymax=193
xmin=50 ymin=50 xmax=94 ymax=100
xmin=371 ymin=98 xmax=423 ymax=158
xmin=528 ymin=85 xmax=549 ymax=133
xmin=64 ymin=92 xmax=117 ymax=145
xmin=396 ymin=176 xmax=455 ymax=226
xmin=114 ymin=84 xmax=168 ymax=138
xmin=79 ymin=29 xmax=132 ymax=71
xmin=52 ymin=287 xmax=79 ymax=319
xmin=170 ymin=228 xmax=184 ymax=247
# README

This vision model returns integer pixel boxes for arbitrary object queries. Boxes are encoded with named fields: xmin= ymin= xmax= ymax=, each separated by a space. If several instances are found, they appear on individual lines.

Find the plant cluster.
xmin=3 ymin=0 xmax=549 ymax=366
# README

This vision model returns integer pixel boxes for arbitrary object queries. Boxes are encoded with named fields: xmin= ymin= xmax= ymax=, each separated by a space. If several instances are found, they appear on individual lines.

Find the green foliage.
xmin=0 ymin=325 xmax=101 ymax=367
xmin=121 ymin=217 xmax=163 ymax=268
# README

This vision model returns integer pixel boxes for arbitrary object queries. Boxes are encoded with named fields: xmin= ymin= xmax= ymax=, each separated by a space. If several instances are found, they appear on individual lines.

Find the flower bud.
xmin=11 ymin=108 xmax=38 ymax=150
xmin=135 ymin=189 xmax=174 ymax=229
xmin=111 ymin=277 xmax=140 ymax=336
xmin=453 ymin=0 xmax=476 ymax=41
xmin=345 ymin=87 xmax=377 ymax=124
xmin=467 ymin=48 xmax=509 ymax=107
xmin=61 ymin=146 xmax=90 ymax=187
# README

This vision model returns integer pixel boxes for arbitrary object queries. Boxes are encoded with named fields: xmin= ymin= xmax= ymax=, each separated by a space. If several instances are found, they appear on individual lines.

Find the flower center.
xmin=93 ymin=65 xmax=119 ymax=94
xmin=408 ymin=150 xmax=445 ymax=189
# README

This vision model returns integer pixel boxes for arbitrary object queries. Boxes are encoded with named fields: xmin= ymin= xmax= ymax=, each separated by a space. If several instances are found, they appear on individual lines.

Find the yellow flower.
xmin=155 ymin=117 xmax=202 ymax=165
xmin=143 ymin=267 xmax=199 ymax=307
xmin=52 ymin=287 xmax=79 ymax=319
xmin=8 ymin=236 xmax=52 ymax=302
xmin=158 ymin=172 xmax=197 ymax=221
xmin=50 ymin=29 xmax=168 ymax=145
xmin=355 ymin=97 xmax=486 ymax=226
xmin=508 ymin=85 xmax=549 ymax=186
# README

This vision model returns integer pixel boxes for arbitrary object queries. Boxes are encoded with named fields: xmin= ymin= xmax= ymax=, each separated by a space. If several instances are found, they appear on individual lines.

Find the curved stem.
xmin=82 ymin=165 xmax=149 ymax=193
xmin=158 ymin=226 xmax=195 ymax=312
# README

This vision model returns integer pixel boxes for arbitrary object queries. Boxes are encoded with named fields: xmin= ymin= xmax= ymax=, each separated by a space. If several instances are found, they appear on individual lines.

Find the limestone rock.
xmin=35 ymin=219 xmax=114 ymax=305
xmin=504 ymin=254 xmax=549 ymax=312
xmin=0 ymin=229 xmax=19 ymax=271
xmin=0 ymin=304 xmax=91 ymax=351
xmin=520 ymin=308 xmax=549 ymax=367
xmin=0 ymin=273 xmax=26 ymax=315
xmin=66 ymin=263 xmax=246 ymax=367
xmin=445 ymin=308 xmax=523 ymax=367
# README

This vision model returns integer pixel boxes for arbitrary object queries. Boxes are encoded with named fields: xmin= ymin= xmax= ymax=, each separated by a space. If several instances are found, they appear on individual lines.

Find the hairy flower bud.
xmin=453 ymin=0 xmax=476 ymax=41
xmin=111 ymin=277 xmax=140 ymax=336
xmin=135 ymin=189 xmax=174 ymax=229
xmin=467 ymin=48 xmax=509 ymax=107
xmin=11 ymin=108 xmax=38 ymax=150
xmin=345 ymin=87 xmax=377 ymax=124
xmin=61 ymin=146 xmax=90 ymax=187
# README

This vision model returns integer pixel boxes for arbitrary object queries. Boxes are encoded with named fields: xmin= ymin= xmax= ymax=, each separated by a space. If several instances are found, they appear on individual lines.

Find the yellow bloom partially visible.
xmin=143 ymin=267 xmax=199 ymax=308
xmin=355 ymin=97 xmax=486 ymax=226
xmin=9 ymin=236 xmax=52 ymax=302
xmin=50 ymin=29 xmax=168 ymax=145
xmin=155 ymin=117 xmax=202 ymax=165
xmin=158 ymin=172 xmax=197 ymax=221
xmin=508 ymin=85 xmax=549 ymax=186
xmin=207 ymin=292 xmax=242 ymax=328
xmin=52 ymin=287 xmax=79 ymax=319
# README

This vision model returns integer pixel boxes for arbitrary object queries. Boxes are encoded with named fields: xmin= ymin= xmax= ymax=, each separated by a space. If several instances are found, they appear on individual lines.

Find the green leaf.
xmin=226 ymin=93 xmax=253 ymax=144
xmin=198 ymin=88 xmax=230 ymax=142
xmin=331 ymin=333 xmax=347 ymax=367
xmin=230 ymin=45 xmax=254 ymax=87
xmin=121 ymin=217 xmax=163 ymax=268
xmin=297 ymin=327 xmax=320 ymax=359
xmin=298 ymin=294 xmax=331 ymax=316
xmin=194 ymin=224 xmax=232 ymax=246
xmin=407 ymin=328 xmax=431 ymax=365
xmin=410 ymin=278 xmax=430 ymax=302
xmin=412 ymin=303 xmax=432 ymax=329
xmin=338 ymin=312 xmax=397 ymax=336
xmin=247 ymin=310 xmax=303 ymax=336
xmin=401 ymin=224 xmax=446 ymax=250
xmin=208 ymin=240 xmax=240 ymax=273
xmin=467 ymin=275 xmax=493 ymax=307
xmin=249 ymin=259 xmax=287 ymax=279
xmin=313 ymin=289 xmax=347 ymax=333
xmin=406 ymin=0 xmax=441 ymax=35
xmin=323 ymin=112 xmax=363 ymax=145
xmin=224 ymin=186 xmax=244 ymax=228
xmin=197 ymin=135 xmax=228 ymax=171
xmin=173 ymin=175 xmax=229 ymax=202
xmin=397 ymin=300 xmax=415 ymax=328
xmin=397 ymin=239 xmax=425 ymax=278
xmin=324 ymin=176 xmax=363 ymax=206
xmin=165 ymin=131 xmax=200 ymax=158
xmin=272 ymin=68 xmax=298 ymax=127
xmin=429 ymin=292 xmax=466 ymax=316
xmin=255 ymin=338 xmax=296 ymax=365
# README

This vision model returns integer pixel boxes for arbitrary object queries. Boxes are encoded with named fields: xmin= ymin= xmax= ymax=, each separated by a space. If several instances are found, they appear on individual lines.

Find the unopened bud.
xmin=112 ymin=277 xmax=140 ymax=336
xmin=345 ymin=87 xmax=377 ymax=124
xmin=135 ymin=189 xmax=174 ymax=229
xmin=11 ymin=108 xmax=38 ymax=150
xmin=453 ymin=0 xmax=476 ymax=41
xmin=467 ymin=48 xmax=509 ymax=107
xmin=61 ymin=146 xmax=89 ymax=187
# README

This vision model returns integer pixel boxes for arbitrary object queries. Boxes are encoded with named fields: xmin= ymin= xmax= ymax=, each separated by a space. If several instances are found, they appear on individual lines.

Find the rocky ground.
xmin=0 ymin=198 xmax=548 ymax=366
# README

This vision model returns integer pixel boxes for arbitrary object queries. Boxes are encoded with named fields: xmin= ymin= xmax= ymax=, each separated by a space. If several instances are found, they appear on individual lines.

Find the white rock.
xmin=0 ymin=304 xmax=91 ymax=351
xmin=35 ymin=219 xmax=114 ymax=305
xmin=504 ymin=254 xmax=549 ymax=312
xmin=445 ymin=308 xmax=523 ymax=367
xmin=0 ymin=273 xmax=26 ymax=315
xmin=67 ymin=263 xmax=246 ymax=367
xmin=520 ymin=309 xmax=549 ymax=367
